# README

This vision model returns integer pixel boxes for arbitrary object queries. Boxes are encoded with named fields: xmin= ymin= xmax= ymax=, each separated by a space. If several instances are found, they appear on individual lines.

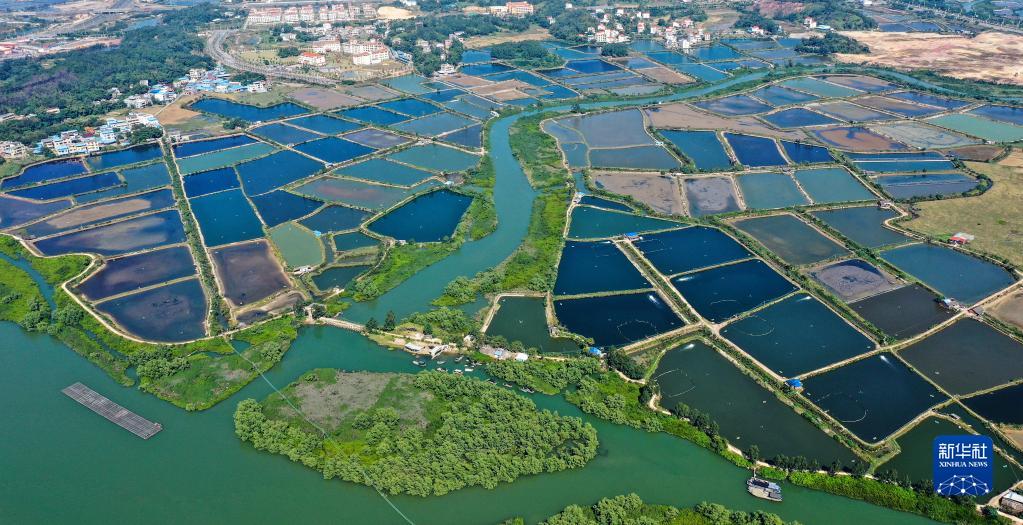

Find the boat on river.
xmin=747 ymin=477 xmax=782 ymax=502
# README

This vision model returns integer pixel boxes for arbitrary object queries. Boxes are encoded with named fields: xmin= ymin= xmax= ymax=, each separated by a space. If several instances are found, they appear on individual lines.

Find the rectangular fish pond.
xmin=386 ymin=144 xmax=480 ymax=173
xmin=683 ymin=177 xmax=742 ymax=217
xmin=900 ymin=318 xmax=1023 ymax=395
xmin=10 ymin=171 xmax=121 ymax=201
xmin=189 ymin=98 xmax=308 ymax=121
xmin=293 ymin=137 xmax=375 ymax=165
xmin=963 ymin=382 xmax=1023 ymax=426
xmin=298 ymin=204 xmax=368 ymax=233
xmin=367 ymin=190 xmax=472 ymax=242
xmin=734 ymin=214 xmax=849 ymax=266
xmin=1 ymin=158 xmax=87 ymax=189
xmin=183 ymin=167 xmax=240 ymax=198
xmin=175 ymin=142 xmax=276 ymax=176
xmin=343 ymin=128 xmax=410 ymax=149
xmin=172 ymin=134 xmax=256 ymax=158
xmin=269 ymin=222 xmax=325 ymax=268
xmin=761 ymin=108 xmax=841 ymax=129
xmin=189 ymin=188 xmax=264 ymax=247
xmin=84 ymin=143 xmax=163 ymax=171
xmin=236 ymin=150 xmax=324 ymax=196
xmin=633 ymin=226 xmax=751 ymax=276
xmin=311 ymin=265 xmax=370 ymax=293
xmin=693 ymin=95 xmax=774 ymax=116
xmin=723 ymin=134 xmax=787 ymax=168
xmin=672 ymin=258 xmax=796 ymax=323
xmin=736 ymin=172 xmax=809 ymax=210
xmin=77 ymin=162 xmax=171 ymax=204
xmin=22 ymin=188 xmax=176 ymax=238
xmin=780 ymin=141 xmax=833 ymax=164
xmin=335 ymin=158 xmax=435 ymax=187
xmin=567 ymin=205 xmax=680 ymax=239
xmin=554 ymin=240 xmax=650 ymax=296
xmin=657 ymin=130 xmax=733 ymax=172
xmin=296 ymin=177 xmax=439 ymax=210
xmin=881 ymin=243 xmax=1014 ymax=304
xmin=811 ymin=258 xmax=901 ymax=303
xmin=95 ymin=278 xmax=208 ymax=342
xmin=249 ymin=190 xmax=323 ymax=228
xmin=76 ymin=245 xmax=196 ymax=301
xmin=811 ymin=206 xmax=910 ymax=248
xmin=250 ymin=122 xmax=321 ymax=146
xmin=33 ymin=209 xmax=186 ymax=256
xmin=849 ymin=284 xmax=953 ymax=339
xmin=553 ymin=291 xmax=683 ymax=347
xmin=874 ymin=173 xmax=979 ymax=200
xmin=792 ymin=168 xmax=875 ymax=203
xmin=485 ymin=296 xmax=581 ymax=354
xmin=751 ymin=85 xmax=820 ymax=106
xmin=210 ymin=240 xmax=290 ymax=307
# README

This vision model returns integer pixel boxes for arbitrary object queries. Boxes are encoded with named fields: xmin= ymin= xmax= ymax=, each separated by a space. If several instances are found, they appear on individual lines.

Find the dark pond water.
xmin=189 ymin=189 xmax=263 ymax=247
xmin=723 ymin=293 xmax=876 ymax=378
xmin=589 ymin=145 xmax=680 ymax=170
xmin=554 ymin=240 xmax=650 ymax=296
xmin=250 ymin=190 xmax=323 ymax=228
xmin=344 ymin=128 xmax=411 ymax=149
xmin=658 ymin=130 xmax=733 ymax=171
xmin=312 ymin=265 xmax=369 ymax=292
xmin=802 ymin=353 xmax=947 ymax=443
xmin=459 ymin=62 xmax=513 ymax=76
xmin=577 ymin=196 xmax=630 ymax=212
xmin=683 ymin=177 xmax=742 ymax=216
xmin=780 ymin=141 xmax=832 ymax=164
xmin=485 ymin=296 xmax=581 ymax=354
xmin=690 ymin=45 xmax=743 ymax=62
xmin=1 ymin=158 xmax=86 ymax=189
xmin=811 ymin=206 xmax=910 ymax=248
xmin=172 ymin=134 xmax=256 ymax=158
xmin=339 ymin=106 xmax=409 ymax=126
xmin=86 ymin=144 xmax=163 ymax=171
xmin=901 ymin=318 xmax=1023 ymax=395
xmin=440 ymin=123 xmax=484 ymax=149
xmin=969 ymin=104 xmax=1023 ymax=126
xmin=634 ymin=226 xmax=751 ymax=276
xmin=378 ymin=98 xmax=442 ymax=118
xmin=421 ymin=89 xmax=467 ymax=103
xmin=751 ymin=85 xmax=819 ymax=106
xmin=33 ymin=209 xmax=186 ymax=256
xmin=288 ymin=114 xmax=362 ymax=135
xmin=653 ymin=340 xmax=857 ymax=463
xmin=210 ymin=240 xmax=290 ymax=306
xmin=183 ymin=167 xmax=240 ymax=198
xmin=761 ymin=108 xmax=840 ymax=129
xmin=76 ymin=245 xmax=196 ymax=301
xmin=236 ymin=150 xmax=323 ymax=196
xmin=736 ymin=172 xmax=809 ymax=209
xmin=294 ymin=137 xmax=375 ymax=164
xmin=693 ymin=95 xmax=773 ymax=116
xmin=889 ymin=91 xmax=970 ymax=110
xmin=735 ymin=214 xmax=849 ymax=266
xmin=724 ymin=134 xmax=787 ymax=167
xmin=368 ymin=190 xmax=472 ymax=242
xmin=567 ymin=206 xmax=679 ymax=239
xmin=333 ymin=231 xmax=378 ymax=252
xmin=792 ymin=168 xmax=874 ymax=203
xmin=189 ymin=98 xmax=307 ymax=121
xmin=251 ymin=123 xmax=320 ymax=145
xmin=10 ymin=171 xmax=121 ymax=200
xmin=964 ymin=383 xmax=1023 ymax=426
xmin=673 ymin=259 xmax=796 ymax=323
xmin=850 ymin=284 xmax=952 ymax=339
xmin=565 ymin=59 xmax=621 ymax=74
xmin=23 ymin=188 xmax=175 ymax=238
xmin=553 ymin=291 xmax=684 ymax=347
xmin=336 ymin=158 xmax=433 ymax=187
xmin=78 ymin=163 xmax=170 ymax=204
xmin=881 ymin=243 xmax=1015 ymax=304
xmin=95 ymin=278 xmax=207 ymax=342
xmin=0 ymin=196 xmax=71 ymax=228
xmin=298 ymin=205 xmax=369 ymax=233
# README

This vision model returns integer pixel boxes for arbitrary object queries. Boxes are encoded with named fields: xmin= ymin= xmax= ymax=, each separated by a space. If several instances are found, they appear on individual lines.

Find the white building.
xmin=0 ymin=141 xmax=29 ymax=159
xmin=298 ymin=52 xmax=327 ymax=66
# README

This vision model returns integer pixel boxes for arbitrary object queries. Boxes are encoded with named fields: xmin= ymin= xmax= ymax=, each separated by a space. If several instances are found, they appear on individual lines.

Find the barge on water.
xmin=747 ymin=477 xmax=783 ymax=502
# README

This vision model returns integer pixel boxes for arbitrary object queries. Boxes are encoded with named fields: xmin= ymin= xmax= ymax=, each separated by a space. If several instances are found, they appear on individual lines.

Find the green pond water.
xmin=485 ymin=296 xmax=581 ymax=354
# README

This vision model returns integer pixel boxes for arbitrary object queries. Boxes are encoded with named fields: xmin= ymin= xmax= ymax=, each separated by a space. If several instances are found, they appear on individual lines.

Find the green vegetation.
xmin=600 ymin=43 xmax=630 ymax=58
xmin=486 ymin=358 xmax=600 ymax=394
xmin=733 ymin=11 xmax=779 ymax=34
xmin=404 ymin=307 xmax=478 ymax=342
xmin=277 ymin=46 xmax=301 ymax=58
xmin=490 ymin=41 xmax=563 ymax=69
xmin=0 ymin=256 xmax=49 ymax=329
xmin=385 ymin=15 xmax=529 ymax=75
xmin=0 ymin=4 xmax=222 ymax=142
xmin=234 ymin=370 xmax=598 ymax=496
xmin=534 ymin=494 xmax=800 ymax=525
xmin=549 ymin=9 xmax=598 ymax=42
xmin=796 ymin=33 xmax=869 ymax=55
xmin=787 ymin=1 xmax=877 ymax=30
xmin=511 ymin=113 xmax=569 ymax=189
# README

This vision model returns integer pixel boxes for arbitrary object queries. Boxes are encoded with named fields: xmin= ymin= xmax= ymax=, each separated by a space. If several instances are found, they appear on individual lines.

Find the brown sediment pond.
xmin=211 ymin=240 xmax=291 ymax=307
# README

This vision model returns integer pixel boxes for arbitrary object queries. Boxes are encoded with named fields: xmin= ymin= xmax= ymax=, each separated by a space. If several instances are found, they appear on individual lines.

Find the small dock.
xmin=62 ymin=383 xmax=162 ymax=439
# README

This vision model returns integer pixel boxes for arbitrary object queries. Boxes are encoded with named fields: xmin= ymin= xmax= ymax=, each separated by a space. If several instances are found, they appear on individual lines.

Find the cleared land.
xmin=989 ymin=290 xmax=1023 ymax=331
xmin=462 ymin=26 xmax=550 ymax=47
xmin=591 ymin=171 xmax=685 ymax=215
xmin=836 ymin=31 xmax=1023 ymax=86
xmin=903 ymin=151 xmax=1023 ymax=267
xmin=645 ymin=103 xmax=804 ymax=140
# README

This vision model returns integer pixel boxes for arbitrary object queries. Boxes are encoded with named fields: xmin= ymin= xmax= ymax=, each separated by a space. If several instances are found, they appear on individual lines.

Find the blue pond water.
xmin=367 ymin=190 xmax=472 ymax=242
xmin=761 ymin=108 xmax=840 ymax=129
xmin=339 ymin=106 xmax=408 ymax=126
xmin=811 ymin=206 xmax=910 ymax=248
xmin=1 ymin=159 xmax=86 ymax=189
xmin=781 ymin=141 xmax=833 ymax=164
xmin=674 ymin=64 xmax=729 ymax=82
xmin=23 ymin=188 xmax=176 ymax=238
xmin=969 ymin=104 xmax=1023 ymax=126
xmin=377 ymin=98 xmax=442 ymax=118
xmin=672 ymin=259 xmax=796 ymax=323
xmin=299 ymin=205 xmax=368 ymax=233
xmin=293 ymin=137 xmax=375 ymax=164
xmin=689 ymin=45 xmax=742 ymax=62
xmin=85 ymin=143 xmax=163 ymax=171
xmin=589 ymin=146 xmax=680 ymax=170
xmin=250 ymin=190 xmax=323 ymax=228
xmin=554 ymin=291 xmax=683 ymax=347
xmin=852 ymin=158 xmax=956 ymax=173
xmin=76 ymin=245 xmax=196 ymax=301
xmin=737 ymin=172 xmax=810 ymax=209
xmin=33 ymin=209 xmax=186 ymax=256
xmin=875 ymin=173 xmax=978 ymax=199
xmin=189 ymin=98 xmax=307 ymax=121
xmin=722 ymin=294 xmax=876 ymax=377
xmin=724 ymin=134 xmax=787 ymax=167
xmin=750 ymin=85 xmax=819 ymax=106
xmin=333 ymin=231 xmax=378 ymax=252
xmin=75 ymin=163 xmax=170 ymax=204
xmin=460 ymin=50 xmax=491 ymax=63
xmin=96 ymin=278 xmax=208 ymax=342
xmin=658 ymin=130 xmax=732 ymax=171
xmin=10 ymin=171 xmax=120 ymax=200
xmin=888 ymin=91 xmax=970 ymax=110
xmin=236 ymin=150 xmax=323 ymax=196
xmin=287 ymin=114 xmax=362 ymax=135
xmin=420 ymin=89 xmax=466 ymax=103
xmin=183 ymin=167 xmax=239 ymax=197
xmin=565 ymin=59 xmax=621 ymax=74
xmin=173 ymin=135 xmax=255 ymax=158
xmin=312 ymin=265 xmax=368 ymax=292
xmin=336 ymin=158 xmax=433 ymax=187
xmin=189 ymin=189 xmax=263 ymax=246
xmin=554 ymin=240 xmax=650 ymax=296
xmin=881 ymin=243 xmax=1014 ymax=304
xmin=645 ymin=51 xmax=696 ymax=66
xmin=441 ymin=124 xmax=484 ymax=149
xmin=634 ymin=226 xmax=751 ymax=276
xmin=793 ymin=168 xmax=874 ymax=203
xmin=250 ymin=123 xmax=320 ymax=145
xmin=577 ymin=196 xmax=631 ymax=212
xmin=693 ymin=95 xmax=774 ymax=116
xmin=485 ymin=70 xmax=550 ymax=87
xmin=458 ymin=62 xmax=512 ymax=76
xmin=0 ymin=196 xmax=70 ymax=228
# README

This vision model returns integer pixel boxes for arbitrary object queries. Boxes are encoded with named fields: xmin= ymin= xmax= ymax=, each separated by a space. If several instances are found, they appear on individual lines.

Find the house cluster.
xmin=122 ymin=68 xmax=267 ymax=110
xmin=660 ymin=19 xmax=709 ymax=50
xmin=802 ymin=16 xmax=832 ymax=31
xmin=296 ymin=37 xmax=394 ymax=67
xmin=33 ymin=113 xmax=162 ymax=155
xmin=463 ymin=2 xmax=535 ymax=17
xmin=246 ymin=4 xmax=377 ymax=25
xmin=0 ymin=141 xmax=31 ymax=159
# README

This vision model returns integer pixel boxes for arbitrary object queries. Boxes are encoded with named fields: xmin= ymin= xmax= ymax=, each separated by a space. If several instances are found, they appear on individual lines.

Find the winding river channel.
xmin=0 ymin=70 xmax=945 ymax=524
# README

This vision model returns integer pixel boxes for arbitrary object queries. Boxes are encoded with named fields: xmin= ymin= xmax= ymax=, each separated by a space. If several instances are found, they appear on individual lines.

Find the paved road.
xmin=205 ymin=29 xmax=338 ymax=86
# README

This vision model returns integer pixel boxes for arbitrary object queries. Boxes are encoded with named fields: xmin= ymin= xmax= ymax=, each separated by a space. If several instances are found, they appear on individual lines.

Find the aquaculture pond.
xmin=901 ymin=318 xmax=1023 ymax=395
xmin=881 ymin=243 xmax=1014 ymax=304
xmin=928 ymin=114 xmax=1023 ymax=143
xmin=634 ymin=226 xmax=751 ymax=276
xmin=395 ymin=112 xmax=477 ymax=137
xmin=22 ymin=189 xmax=175 ymax=238
xmin=189 ymin=99 xmax=307 ymax=121
xmin=780 ymin=77 xmax=861 ymax=98
xmin=751 ymin=85 xmax=819 ymax=106
xmin=0 ymin=197 xmax=70 ymax=228
xmin=683 ymin=177 xmax=742 ymax=216
xmin=236 ymin=150 xmax=324 ymax=196
xmin=1 ymin=158 xmax=86 ymax=189
xmin=888 ymin=90 xmax=970 ymax=110
xmin=874 ymin=173 xmax=979 ymax=199
xmin=672 ymin=259 xmax=796 ymax=323
xmin=693 ymin=95 xmax=773 ymax=116
xmin=589 ymin=145 xmax=680 ymax=170
xmin=269 ymin=223 xmax=324 ymax=268
xmin=339 ymin=106 xmax=408 ymax=126
xmin=441 ymin=124 xmax=484 ymax=149
xmin=210 ymin=240 xmax=290 ymax=307
xmin=344 ymin=128 xmax=411 ymax=149
xmin=175 ymin=142 xmax=276 ymax=175
xmin=724 ymin=293 xmax=875 ymax=377
xmin=736 ymin=172 xmax=809 ymax=209
xmin=293 ymin=137 xmax=375 ymax=164
xmin=968 ymin=104 xmax=1023 ymax=126
xmin=76 ymin=246 xmax=196 ymax=301
xmin=812 ymin=127 xmax=908 ymax=152
xmin=250 ymin=190 xmax=323 ymax=228
xmin=780 ymin=141 xmax=832 ymax=164
xmin=296 ymin=177 xmax=435 ymax=210
xmin=378 ymin=98 xmax=441 ymax=118
xmin=567 ymin=206 xmax=678 ymax=239
xmin=95 ymin=278 xmax=207 ymax=342
xmin=298 ymin=205 xmax=368 ymax=233
xmin=811 ymin=206 xmax=909 ymax=248
xmin=79 ymin=162 xmax=170 ymax=205
xmin=250 ymin=122 xmax=320 ymax=146
xmin=734 ymin=214 xmax=849 ymax=266
xmin=189 ymin=189 xmax=263 ymax=247
xmin=849 ymin=284 xmax=953 ymax=339
xmin=287 ymin=114 xmax=362 ymax=135
xmin=658 ymin=130 xmax=733 ymax=171
xmin=336 ymin=159 xmax=434 ymax=187
xmin=10 ymin=171 xmax=121 ymax=200
xmin=815 ymin=101 xmax=896 ymax=123
xmin=576 ymin=196 xmax=630 ymax=212
xmin=812 ymin=259 xmax=899 ymax=303
xmin=792 ymin=168 xmax=875 ymax=203
xmin=387 ymin=144 xmax=480 ymax=173
xmin=367 ymin=190 xmax=472 ymax=242
xmin=849 ymin=152 xmax=955 ymax=173
xmin=172 ymin=135 xmax=256 ymax=158
xmin=653 ymin=340 xmax=857 ymax=464
xmin=964 ymin=383 xmax=1023 ymax=425
xmin=33 ymin=210 xmax=186 ymax=257
xmin=553 ymin=291 xmax=683 ymax=347
xmin=333 ymin=231 xmax=378 ymax=252
xmin=485 ymin=296 xmax=580 ymax=354
xmin=802 ymin=353 xmax=946 ymax=443
xmin=761 ymin=108 xmax=840 ymax=129
xmin=723 ymin=134 xmax=787 ymax=167
xmin=85 ymin=144 xmax=163 ymax=171
xmin=312 ymin=265 xmax=368 ymax=292
xmin=183 ymin=167 xmax=240 ymax=198
xmin=689 ymin=45 xmax=743 ymax=62
xmin=554 ymin=240 xmax=650 ymax=296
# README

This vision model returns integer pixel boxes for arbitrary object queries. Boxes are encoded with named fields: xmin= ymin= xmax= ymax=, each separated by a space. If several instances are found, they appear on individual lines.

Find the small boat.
xmin=435 ymin=367 xmax=446 ymax=372
xmin=412 ymin=359 xmax=424 ymax=366
xmin=486 ymin=378 xmax=496 ymax=384
xmin=519 ymin=387 xmax=535 ymax=394
xmin=455 ymin=356 xmax=464 ymax=363
xmin=504 ymin=383 xmax=513 ymax=388
xmin=747 ymin=477 xmax=782 ymax=502
xmin=436 ymin=360 xmax=446 ymax=365
xmin=464 ymin=367 xmax=475 ymax=372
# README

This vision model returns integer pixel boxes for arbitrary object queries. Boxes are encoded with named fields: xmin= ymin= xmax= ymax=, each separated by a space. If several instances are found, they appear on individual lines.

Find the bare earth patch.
xmin=591 ymin=171 xmax=685 ymax=215
xmin=645 ymin=103 xmax=805 ymax=140
xmin=989 ymin=290 xmax=1023 ymax=332
xmin=836 ymin=31 xmax=1023 ymax=86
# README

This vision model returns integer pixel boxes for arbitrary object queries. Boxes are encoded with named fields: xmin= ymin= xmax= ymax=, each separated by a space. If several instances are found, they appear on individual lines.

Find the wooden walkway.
xmin=62 ymin=383 xmax=162 ymax=439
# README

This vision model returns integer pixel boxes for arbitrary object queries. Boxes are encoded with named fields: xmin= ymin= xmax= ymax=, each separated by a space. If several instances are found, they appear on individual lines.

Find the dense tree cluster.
xmin=235 ymin=371 xmax=598 ymax=496
xmin=535 ymin=493 xmax=799 ymax=525
xmin=486 ymin=358 xmax=600 ymax=393
xmin=600 ymin=43 xmax=629 ymax=57
xmin=733 ymin=11 xmax=779 ymax=33
xmin=489 ymin=41 xmax=563 ymax=69
xmin=796 ymin=32 xmax=869 ymax=55
xmin=385 ymin=15 xmax=529 ymax=75
xmin=549 ymin=9 xmax=598 ymax=41
xmin=606 ymin=348 xmax=645 ymax=380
